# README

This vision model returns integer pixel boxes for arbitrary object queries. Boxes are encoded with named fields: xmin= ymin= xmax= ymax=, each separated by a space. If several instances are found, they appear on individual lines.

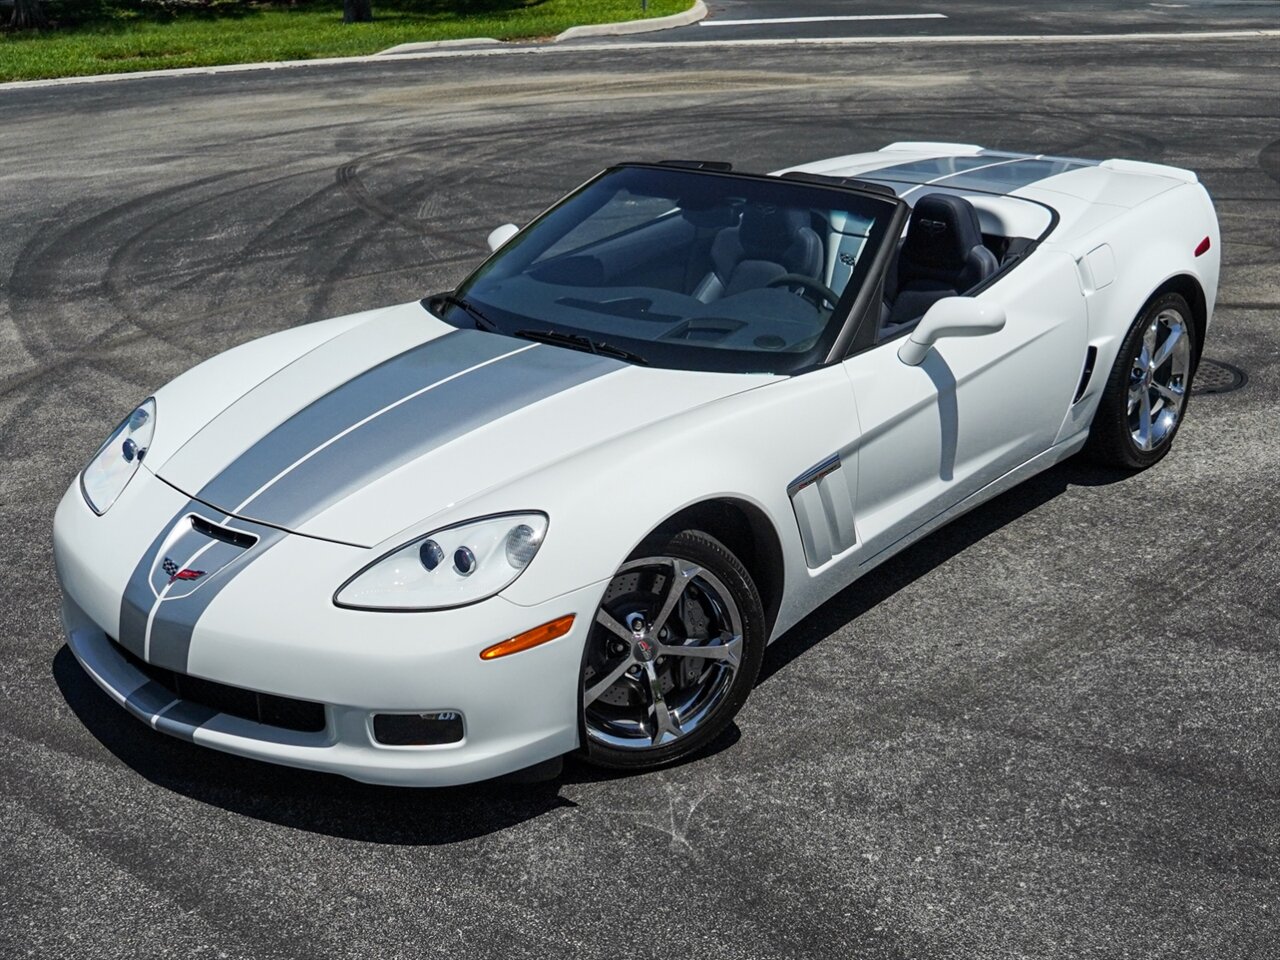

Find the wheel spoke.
xmin=594 ymin=608 xmax=634 ymax=643
xmin=649 ymin=560 xmax=702 ymax=636
xmin=1153 ymin=380 xmax=1184 ymax=405
xmin=1143 ymin=321 xmax=1158 ymax=361
xmin=1151 ymin=326 xmax=1183 ymax=371
xmin=584 ymin=654 xmax=637 ymax=706
xmin=1127 ymin=379 xmax=1144 ymax=413
xmin=659 ymin=633 xmax=742 ymax=668
xmin=642 ymin=661 xmax=683 ymax=745
xmin=1137 ymin=389 xmax=1154 ymax=450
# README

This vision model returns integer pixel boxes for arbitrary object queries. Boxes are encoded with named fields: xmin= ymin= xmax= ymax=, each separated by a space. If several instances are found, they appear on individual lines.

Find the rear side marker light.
xmin=480 ymin=614 xmax=576 ymax=660
xmin=1195 ymin=236 xmax=1211 ymax=257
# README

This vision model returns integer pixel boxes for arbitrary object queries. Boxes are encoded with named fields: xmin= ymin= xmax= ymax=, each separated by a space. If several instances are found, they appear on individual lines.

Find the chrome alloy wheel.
xmin=583 ymin=556 xmax=744 ymax=750
xmin=1128 ymin=308 xmax=1192 ymax=451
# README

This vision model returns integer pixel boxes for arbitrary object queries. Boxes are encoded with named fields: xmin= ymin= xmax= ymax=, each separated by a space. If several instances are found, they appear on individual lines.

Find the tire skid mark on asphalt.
xmin=227 ymin=145 xmax=452 ymax=265
xmin=1 ymin=201 xmax=86 ymax=367
xmin=0 ymin=172 xmax=266 ymax=449
xmin=0 ymin=739 xmax=310 ymax=960
xmin=303 ymin=158 xmax=461 ymax=321
xmin=302 ymin=128 xmax=599 ymax=316
xmin=97 ymin=166 xmax=357 ymax=341
xmin=0 ymin=802 xmax=262 ymax=960
xmin=226 ymin=131 xmax=542 ymax=319
xmin=0 ymin=162 xmax=377 ymax=413
xmin=5 ymin=170 xmax=244 ymax=355
xmin=336 ymin=160 xmax=432 ymax=237
xmin=1257 ymin=137 xmax=1280 ymax=185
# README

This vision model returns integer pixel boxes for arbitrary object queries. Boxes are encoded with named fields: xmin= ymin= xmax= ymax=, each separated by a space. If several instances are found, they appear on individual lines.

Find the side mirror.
xmin=487 ymin=223 xmax=520 ymax=252
xmin=898 ymin=297 xmax=1006 ymax=366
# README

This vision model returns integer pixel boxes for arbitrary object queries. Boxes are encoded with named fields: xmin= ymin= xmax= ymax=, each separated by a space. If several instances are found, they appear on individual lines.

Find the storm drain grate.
xmin=1193 ymin=358 xmax=1248 ymax=395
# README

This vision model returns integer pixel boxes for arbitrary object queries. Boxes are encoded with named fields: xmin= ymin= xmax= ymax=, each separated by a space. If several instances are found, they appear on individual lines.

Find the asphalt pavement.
xmin=1 ymin=11 xmax=1278 ymax=960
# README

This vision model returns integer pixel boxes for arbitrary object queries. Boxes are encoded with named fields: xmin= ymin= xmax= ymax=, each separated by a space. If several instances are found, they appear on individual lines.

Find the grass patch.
xmin=0 ymin=0 xmax=692 ymax=81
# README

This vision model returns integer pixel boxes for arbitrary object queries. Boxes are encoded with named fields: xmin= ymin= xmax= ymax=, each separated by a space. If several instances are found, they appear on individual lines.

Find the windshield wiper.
xmin=434 ymin=294 xmax=498 ymax=332
xmin=514 ymin=329 xmax=649 ymax=366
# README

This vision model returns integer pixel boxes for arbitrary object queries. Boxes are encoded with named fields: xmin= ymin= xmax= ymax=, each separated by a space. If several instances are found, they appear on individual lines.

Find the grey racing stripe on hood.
xmin=195 ymin=328 xmax=514 ymax=515
xmin=195 ymin=331 xmax=622 ymax=534
xmin=145 ymin=521 xmax=288 ymax=674
xmin=118 ymin=504 xmax=287 ymax=675
xmin=118 ymin=504 xmax=191 ymax=660
xmin=122 ymin=330 xmax=623 ymax=675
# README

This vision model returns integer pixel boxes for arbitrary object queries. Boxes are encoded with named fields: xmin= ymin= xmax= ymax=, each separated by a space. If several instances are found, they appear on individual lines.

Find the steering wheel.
xmin=765 ymin=273 xmax=840 ymax=310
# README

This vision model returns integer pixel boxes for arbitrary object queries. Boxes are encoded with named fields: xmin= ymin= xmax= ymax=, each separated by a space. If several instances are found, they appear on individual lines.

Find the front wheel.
xmin=580 ymin=530 xmax=766 ymax=770
xmin=1085 ymin=292 xmax=1198 ymax=469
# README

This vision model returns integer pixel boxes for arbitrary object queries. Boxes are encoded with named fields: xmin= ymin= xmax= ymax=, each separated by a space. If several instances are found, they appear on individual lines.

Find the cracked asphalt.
xmin=1 ymin=19 xmax=1278 ymax=960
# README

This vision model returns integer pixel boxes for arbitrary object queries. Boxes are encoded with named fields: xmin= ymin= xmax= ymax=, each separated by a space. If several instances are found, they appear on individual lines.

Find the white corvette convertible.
xmin=55 ymin=142 xmax=1220 ymax=786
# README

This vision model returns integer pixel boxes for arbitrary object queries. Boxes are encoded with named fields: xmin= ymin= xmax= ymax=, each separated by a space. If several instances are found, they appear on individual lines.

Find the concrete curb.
xmin=377 ymin=37 xmax=500 ymax=56
xmin=376 ymin=0 xmax=705 ymax=56
xmin=555 ymin=1 xmax=707 ymax=42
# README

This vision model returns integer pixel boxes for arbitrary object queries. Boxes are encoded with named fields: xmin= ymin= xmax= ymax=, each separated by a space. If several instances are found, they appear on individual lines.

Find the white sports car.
xmin=55 ymin=142 xmax=1220 ymax=786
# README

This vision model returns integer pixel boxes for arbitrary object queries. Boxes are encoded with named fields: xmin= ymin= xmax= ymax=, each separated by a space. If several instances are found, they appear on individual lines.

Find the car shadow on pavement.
xmin=758 ymin=457 xmax=1132 ymax=685
xmin=52 ymin=645 xmax=578 ymax=844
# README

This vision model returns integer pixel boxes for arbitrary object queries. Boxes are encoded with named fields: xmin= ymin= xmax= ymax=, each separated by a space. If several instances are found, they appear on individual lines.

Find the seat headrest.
xmin=738 ymin=205 xmax=811 ymax=260
xmin=901 ymin=193 xmax=985 ymax=269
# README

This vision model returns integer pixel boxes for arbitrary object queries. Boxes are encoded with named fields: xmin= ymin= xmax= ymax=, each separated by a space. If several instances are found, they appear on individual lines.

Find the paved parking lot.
xmin=1 ymin=16 xmax=1278 ymax=960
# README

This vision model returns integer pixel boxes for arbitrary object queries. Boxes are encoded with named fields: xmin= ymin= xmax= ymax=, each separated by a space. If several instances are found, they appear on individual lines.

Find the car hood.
xmin=152 ymin=302 xmax=776 ymax=547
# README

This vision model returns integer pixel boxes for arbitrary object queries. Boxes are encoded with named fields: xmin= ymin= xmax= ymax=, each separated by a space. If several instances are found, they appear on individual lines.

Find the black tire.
xmin=1084 ymin=292 xmax=1198 ymax=470
xmin=580 ymin=529 xmax=766 ymax=771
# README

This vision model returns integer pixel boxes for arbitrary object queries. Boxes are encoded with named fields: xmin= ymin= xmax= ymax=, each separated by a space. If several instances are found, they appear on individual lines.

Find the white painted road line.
xmin=703 ymin=14 xmax=948 ymax=27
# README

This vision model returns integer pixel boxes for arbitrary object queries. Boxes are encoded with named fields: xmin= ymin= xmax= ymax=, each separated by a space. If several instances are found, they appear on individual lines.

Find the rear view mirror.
xmin=898 ymin=297 xmax=1006 ymax=365
xmin=487 ymin=223 xmax=520 ymax=252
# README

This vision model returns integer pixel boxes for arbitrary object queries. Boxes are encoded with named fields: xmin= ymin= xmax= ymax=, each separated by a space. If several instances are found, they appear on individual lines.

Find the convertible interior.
xmin=454 ymin=165 xmax=1051 ymax=368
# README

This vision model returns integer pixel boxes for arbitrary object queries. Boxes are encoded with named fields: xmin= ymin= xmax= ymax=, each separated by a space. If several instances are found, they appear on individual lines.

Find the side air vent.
xmin=1073 ymin=346 xmax=1099 ymax=404
xmin=788 ymin=455 xmax=857 ymax=568
xmin=190 ymin=515 xmax=258 ymax=550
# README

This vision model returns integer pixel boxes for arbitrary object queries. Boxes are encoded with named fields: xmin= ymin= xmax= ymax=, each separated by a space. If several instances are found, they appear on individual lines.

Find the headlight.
xmin=80 ymin=398 xmax=156 ymax=515
xmin=334 ymin=512 xmax=548 ymax=611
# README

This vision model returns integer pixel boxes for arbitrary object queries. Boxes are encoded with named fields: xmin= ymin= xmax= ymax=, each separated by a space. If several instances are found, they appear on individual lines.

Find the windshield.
xmin=439 ymin=165 xmax=898 ymax=373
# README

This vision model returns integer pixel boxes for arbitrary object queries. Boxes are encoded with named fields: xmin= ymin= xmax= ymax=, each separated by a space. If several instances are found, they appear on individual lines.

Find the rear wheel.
xmin=1085 ymin=292 xmax=1197 ymax=469
xmin=580 ymin=530 xmax=765 ymax=770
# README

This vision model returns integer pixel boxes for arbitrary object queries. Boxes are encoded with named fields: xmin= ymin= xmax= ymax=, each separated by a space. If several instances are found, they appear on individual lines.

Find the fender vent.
xmin=788 ymin=455 xmax=857 ymax=568
xmin=1073 ymin=346 xmax=1098 ymax=404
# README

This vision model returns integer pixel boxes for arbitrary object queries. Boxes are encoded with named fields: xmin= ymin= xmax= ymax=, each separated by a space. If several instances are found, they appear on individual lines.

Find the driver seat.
xmin=693 ymin=206 xmax=823 ymax=303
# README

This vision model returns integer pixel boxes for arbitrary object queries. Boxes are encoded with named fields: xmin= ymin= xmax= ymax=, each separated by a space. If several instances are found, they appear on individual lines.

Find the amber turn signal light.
xmin=480 ymin=614 xmax=576 ymax=661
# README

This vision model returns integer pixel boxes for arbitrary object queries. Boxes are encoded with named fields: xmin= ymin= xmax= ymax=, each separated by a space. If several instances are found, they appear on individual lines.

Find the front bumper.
xmin=54 ymin=470 xmax=603 ymax=787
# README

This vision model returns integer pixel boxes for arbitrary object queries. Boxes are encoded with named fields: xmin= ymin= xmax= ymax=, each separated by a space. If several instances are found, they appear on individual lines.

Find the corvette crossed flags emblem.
xmin=162 ymin=557 xmax=206 ymax=585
